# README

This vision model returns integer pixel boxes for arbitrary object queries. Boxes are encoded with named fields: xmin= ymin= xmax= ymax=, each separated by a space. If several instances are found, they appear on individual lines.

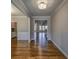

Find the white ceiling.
xmin=12 ymin=0 xmax=65 ymax=16
xmin=22 ymin=0 xmax=63 ymax=16
xmin=11 ymin=4 xmax=24 ymax=16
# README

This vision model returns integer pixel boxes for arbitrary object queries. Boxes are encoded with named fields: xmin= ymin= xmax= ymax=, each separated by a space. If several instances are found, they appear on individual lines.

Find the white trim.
xmin=51 ymin=40 xmax=68 ymax=58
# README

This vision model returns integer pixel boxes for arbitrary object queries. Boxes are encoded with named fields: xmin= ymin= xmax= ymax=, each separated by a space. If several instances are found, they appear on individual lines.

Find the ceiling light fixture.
xmin=37 ymin=0 xmax=48 ymax=10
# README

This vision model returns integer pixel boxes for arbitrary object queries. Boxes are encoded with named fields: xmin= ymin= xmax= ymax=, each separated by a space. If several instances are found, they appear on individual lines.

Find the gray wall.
xmin=11 ymin=16 xmax=30 ymax=40
xmin=47 ymin=17 xmax=52 ymax=40
xmin=51 ymin=1 xmax=68 ymax=57
xmin=30 ymin=17 xmax=34 ymax=40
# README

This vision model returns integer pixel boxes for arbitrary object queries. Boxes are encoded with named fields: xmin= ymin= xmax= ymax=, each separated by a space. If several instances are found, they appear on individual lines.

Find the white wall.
xmin=11 ymin=16 xmax=30 ymax=40
xmin=51 ymin=1 xmax=68 ymax=57
xmin=32 ymin=16 xmax=50 ymax=20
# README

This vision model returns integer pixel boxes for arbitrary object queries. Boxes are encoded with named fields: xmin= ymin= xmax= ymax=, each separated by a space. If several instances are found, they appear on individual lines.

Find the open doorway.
xmin=34 ymin=20 xmax=48 ymax=43
xmin=11 ymin=22 xmax=17 ymax=41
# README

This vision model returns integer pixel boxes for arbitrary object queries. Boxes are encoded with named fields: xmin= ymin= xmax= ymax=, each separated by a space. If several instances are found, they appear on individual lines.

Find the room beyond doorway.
xmin=34 ymin=20 xmax=48 ymax=43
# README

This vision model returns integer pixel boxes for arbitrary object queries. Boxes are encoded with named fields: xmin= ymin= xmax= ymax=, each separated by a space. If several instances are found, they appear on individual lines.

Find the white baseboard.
xmin=51 ymin=40 xmax=68 ymax=58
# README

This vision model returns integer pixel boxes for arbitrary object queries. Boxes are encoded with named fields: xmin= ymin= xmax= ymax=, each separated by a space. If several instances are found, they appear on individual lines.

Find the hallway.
xmin=12 ymin=38 xmax=66 ymax=59
xmin=11 ymin=0 xmax=68 ymax=59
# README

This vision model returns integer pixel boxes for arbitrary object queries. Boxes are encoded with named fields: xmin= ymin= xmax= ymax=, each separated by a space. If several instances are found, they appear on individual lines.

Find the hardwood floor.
xmin=11 ymin=38 xmax=67 ymax=59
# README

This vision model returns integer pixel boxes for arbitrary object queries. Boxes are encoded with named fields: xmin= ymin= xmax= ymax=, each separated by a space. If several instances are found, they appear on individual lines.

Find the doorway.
xmin=34 ymin=20 xmax=48 ymax=43
xmin=11 ymin=22 xmax=17 ymax=40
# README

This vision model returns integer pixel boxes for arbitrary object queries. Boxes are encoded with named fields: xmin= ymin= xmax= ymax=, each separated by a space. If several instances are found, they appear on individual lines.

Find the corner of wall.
xmin=51 ymin=40 xmax=68 ymax=58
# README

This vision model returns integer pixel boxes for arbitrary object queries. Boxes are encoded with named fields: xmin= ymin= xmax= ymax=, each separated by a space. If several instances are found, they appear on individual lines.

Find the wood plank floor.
xmin=11 ymin=38 xmax=67 ymax=59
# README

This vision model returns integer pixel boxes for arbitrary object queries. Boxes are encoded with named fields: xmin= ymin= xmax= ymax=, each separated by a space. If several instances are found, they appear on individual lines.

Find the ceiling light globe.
xmin=38 ymin=3 xmax=47 ymax=9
